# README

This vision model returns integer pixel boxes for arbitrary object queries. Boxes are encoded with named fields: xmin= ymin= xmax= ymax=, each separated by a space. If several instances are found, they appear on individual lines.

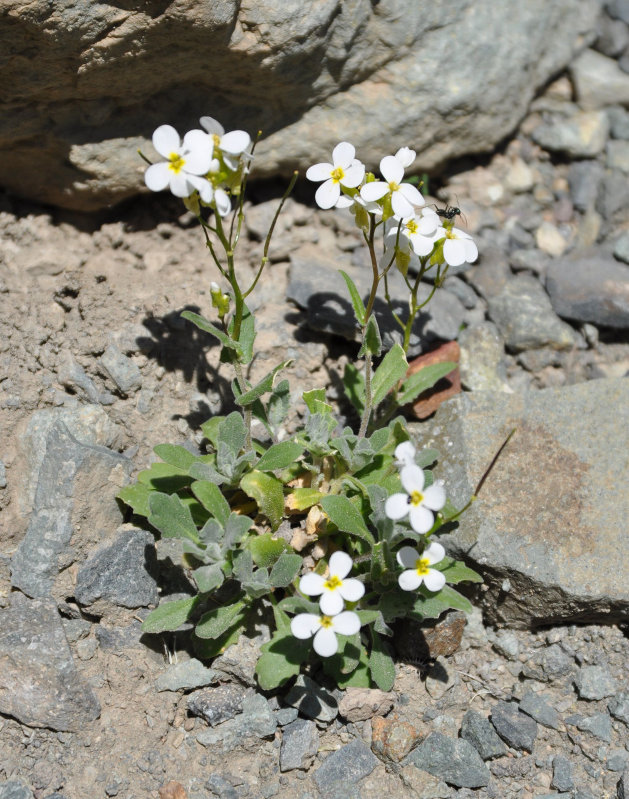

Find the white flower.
xmin=385 ymin=208 xmax=441 ymax=257
xmin=385 ymin=465 xmax=446 ymax=534
xmin=396 ymin=542 xmax=446 ymax=592
xmin=145 ymin=125 xmax=213 ymax=199
xmin=360 ymin=155 xmax=425 ymax=219
xmin=291 ymin=610 xmax=361 ymax=657
xmin=299 ymin=551 xmax=365 ymax=615
xmin=306 ymin=142 xmax=365 ymax=210
xmin=436 ymin=226 xmax=478 ymax=267
xmin=199 ymin=116 xmax=251 ymax=170
xmin=394 ymin=441 xmax=417 ymax=468
xmin=395 ymin=147 xmax=416 ymax=168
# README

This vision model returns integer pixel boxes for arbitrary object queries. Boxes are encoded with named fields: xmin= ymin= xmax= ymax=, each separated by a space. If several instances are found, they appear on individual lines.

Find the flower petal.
xmin=315 ymin=179 xmax=341 ymax=209
xmin=395 ymin=147 xmax=416 ymax=168
xmin=339 ymin=578 xmax=365 ymax=603
xmin=409 ymin=232 xmax=435 ymax=257
xmin=424 ymin=541 xmax=446 ymax=565
xmin=335 ymin=194 xmax=354 ymax=208
xmin=181 ymin=131 xmax=213 ymax=174
xmin=330 ymin=610 xmax=361 ymax=636
xmin=423 ymin=568 xmax=446 ymax=592
xmin=464 ymin=238 xmax=478 ymax=263
xmin=385 ymin=493 xmax=410 ymax=520
xmin=300 ymin=572 xmax=325 ymax=596
xmin=395 ymin=441 xmax=416 ymax=466
xmin=220 ymin=129 xmax=251 ymax=155
xmin=409 ymin=504 xmax=434 ymax=534
xmin=144 ymin=162 xmax=170 ymax=192
xmin=396 ymin=545 xmax=420 ymax=568
xmin=422 ymin=482 xmax=446 ymax=511
xmin=332 ymin=141 xmax=355 ymax=168
xmin=152 ymin=124 xmax=180 ymax=158
xmin=443 ymin=238 xmax=466 ymax=267
xmin=400 ymin=464 xmax=425 ymax=494
xmin=319 ymin=590 xmax=344 ymax=616
xmin=329 ymin=551 xmax=353 ymax=579
xmin=306 ymin=162 xmax=333 ymax=182
xmin=391 ymin=191 xmax=414 ymax=219
xmin=360 ymin=182 xmax=389 ymax=202
xmin=291 ymin=613 xmax=321 ymax=639
xmin=398 ymin=568 xmax=422 ymax=591
xmin=313 ymin=627 xmax=338 ymax=657
xmin=379 ymin=155 xmax=403 ymax=184
xmin=199 ymin=116 xmax=224 ymax=136
xmin=214 ymin=188 xmax=232 ymax=217
xmin=169 ymin=172 xmax=191 ymax=198
xmin=397 ymin=183 xmax=425 ymax=207
xmin=341 ymin=162 xmax=365 ymax=188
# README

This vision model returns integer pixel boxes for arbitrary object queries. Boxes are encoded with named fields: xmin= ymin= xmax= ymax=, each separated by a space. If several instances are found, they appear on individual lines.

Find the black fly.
xmin=436 ymin=205 xmax=461 ymax=221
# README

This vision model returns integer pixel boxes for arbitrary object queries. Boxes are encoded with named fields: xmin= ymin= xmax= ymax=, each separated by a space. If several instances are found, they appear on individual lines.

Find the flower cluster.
xmin=307 ymin=143 xmax=477 ymax=269
xmin=144 ymin=117 xmax=251 ymax=216
xmin=291 ymin=551 xmax=364 ymax=657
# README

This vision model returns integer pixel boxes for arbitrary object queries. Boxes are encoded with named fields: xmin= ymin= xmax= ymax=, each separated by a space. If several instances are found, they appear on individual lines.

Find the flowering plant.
xmin=119 ymin=120 xmax=482 ymax=691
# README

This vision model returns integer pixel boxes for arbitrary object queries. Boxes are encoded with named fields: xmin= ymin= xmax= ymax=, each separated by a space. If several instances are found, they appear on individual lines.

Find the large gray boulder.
xmin=0 ymin=0 xmax=600 ymax=210
xmin=423 ymin=378 xmax=629 ymax=626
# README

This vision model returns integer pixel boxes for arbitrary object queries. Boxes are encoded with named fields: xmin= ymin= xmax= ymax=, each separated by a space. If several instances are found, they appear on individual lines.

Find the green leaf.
xmin=256 ymin=441 xmax=304 ymax=472
xmin=339 ymin=269 xmax=366 ymax=325
xmin=117 ymin=482 xmax=152 ymax=518
xmin=286 ymin=487 xmax=325 ymax=512
xmin=191 ymin=480 xmax=231 ymax=527
xmin=153 ymin=443 xmax=198 ymax=471
xmin=240 ymin=470 xmax=284 ymax=530
xmin=416 ymin=447 xmax=440 ymax=469
xmin=195 ymin=599 xmax=248 ymax=639
xmin=343 ymin=362 xmax=365 ymax=414
xmin=256 ymin=631 xmax=309 ymax=690
xmin=193 ymin=616 xmax=246 ymax=658
xmin=278 ymin=596 xmax=319 ymax=615
xmin=371 ymin=343 xmax=408 ymax=408
xmin=142 ymin=596 xmax=199 ymax=634
xmin=323 ymin=637 xmax=371 ymax=687
xmin=396 ymin=361 xmax=457 ymax=406
xmin=320 ymin=495 xmax=375 ymax=546
xmin=232 ymin=302 xmax=255 ymax=365
xmin=137 ymin=461 xmax=191 ymax=493
xmin=192 ymin=563 xmax=224 ymax=593
xmin=224 ymin=513 xmax=253 ymax=548
xmin=302 ymin=388 xmax=333 ymax=415
xmin=247 ymin=533 xmax=289 ymax=568
xmin=200 ymin=416 xmax=224 ymax=449
xmin=359 ymin=315 xmax=382 ymax=357
xmin=369 ymin=631 xmax=395 ymax=691
xmin=267 ymin=379 xmax=291 ymax=430
xmin=148 ymin=492 xmax=200 ymax=544
xmin=181 ymin=310 xmax=240 ymax=353
xmin=269 ymin=553 xmax=303 ymax=588
xmin=411 ymin=584 xmax=474 ymax=620
xmin=436 ymin=557 xmax=483 ymax=584
xmin=218 ymin=411 xmax=247 ymax=457
xmin=235 ymin=359 xmax=293 ymax=407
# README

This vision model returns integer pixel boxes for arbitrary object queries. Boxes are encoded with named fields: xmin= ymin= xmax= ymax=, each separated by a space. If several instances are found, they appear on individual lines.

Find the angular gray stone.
xmin=99 ymin=344 xmax=142 ymax=394
xmin=458 ymin=321 xmax=509 ymax=393
xmin=609 ymin=691 xmax=629 ymax=724
xmin=283 ymin=674 xmax=338 ymax=724
xmin=552 ymin=755 xmax=575 ymax=791
xmin=1 ymin=1 xmax=600 ymax=210
xmin=575 ymin=665 xmax=617 ymax=700
xmin=460 ymin=709 xmax=507 ymax=760
xmin=490 ymin=701 xmax=538 ymax=752
xmin=532 ymin=111 xmax=609 ymax=157
xmin=155 ymin=658 xmax=218 ymax=692
xmin=313 ymin=739 xmax=378 ymax=795
xmin=196 ymin=693 xmax=276 ymax=751
xmin=56 ymin=351 xmax=102 ymax=404
xmin=546 ymin=254 xmax=629 ymax=329
xmin=576 ymin=712 xmax=613 ymax=742
xmin=74 ymin=526 xmax=158 ymax=613
xmin=0 ymin=594 xmax=100 ymax=731
xmin=614 ymin=231 xmax=629 ymax=264
xmin=519 ymin=692 xmax=562 ymax=730
xmin=571 ymin=48 xmax=629 ymax=110
xmin=487 ymin=274 xmax=576 ymax=352
xmin=608 ymin=749 xmax=629 ymax=771
xmin=404 ymin=732 xmax=490 ymax=788
xmin=0 ymin=782 xmax=34 ymax=799
xmin=425 ymin=379 xmax=629 ymax=625
xmin=280 ymin=718 xmax=319 ymax=771
xmin=11 ymin=421 xmax=132 ymax=599
xmin=188 ymin=683 xmax=248 ymax=726
xmin=568 ymin=160 xmax=604 ymax=212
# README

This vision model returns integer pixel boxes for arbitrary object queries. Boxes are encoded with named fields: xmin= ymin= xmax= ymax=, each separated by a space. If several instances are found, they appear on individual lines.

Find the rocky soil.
xmin=2 ymin=5 xmax=629 ymax=798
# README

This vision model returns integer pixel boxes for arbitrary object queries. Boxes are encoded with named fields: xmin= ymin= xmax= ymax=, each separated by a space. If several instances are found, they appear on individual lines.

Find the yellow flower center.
xmin=319 ymin=615 xmax=334 ymax=628
xmin=330 ymin=166 xmax=345 ymax=183
xmin=406 ymin=219 xmax=418 ymax=234
xmin=168 ymin=152 xmax=185 ymax=173
xmin=410 ymin=490 xmax=424 ymax=506
xmin=212 ymin=133 xmax=221 ymax=148
xmin=415 ymin=557 xmax=430 ymax=576
xmin=388 ymin=181 xmax=400 ymax=192
xmin=445 ymin=228 xmax=456 ymax=239
xmin=324 ymin=575 xmax=342 ymax=591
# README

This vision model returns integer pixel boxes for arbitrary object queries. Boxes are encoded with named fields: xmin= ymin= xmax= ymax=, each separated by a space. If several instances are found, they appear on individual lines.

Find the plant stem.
xmin=358 ymin=217 xmax=380 ymax=438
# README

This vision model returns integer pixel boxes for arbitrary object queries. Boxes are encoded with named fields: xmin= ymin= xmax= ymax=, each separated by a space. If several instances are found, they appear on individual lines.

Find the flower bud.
xmin=210 ymin=283 xmax=230 ymax=317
